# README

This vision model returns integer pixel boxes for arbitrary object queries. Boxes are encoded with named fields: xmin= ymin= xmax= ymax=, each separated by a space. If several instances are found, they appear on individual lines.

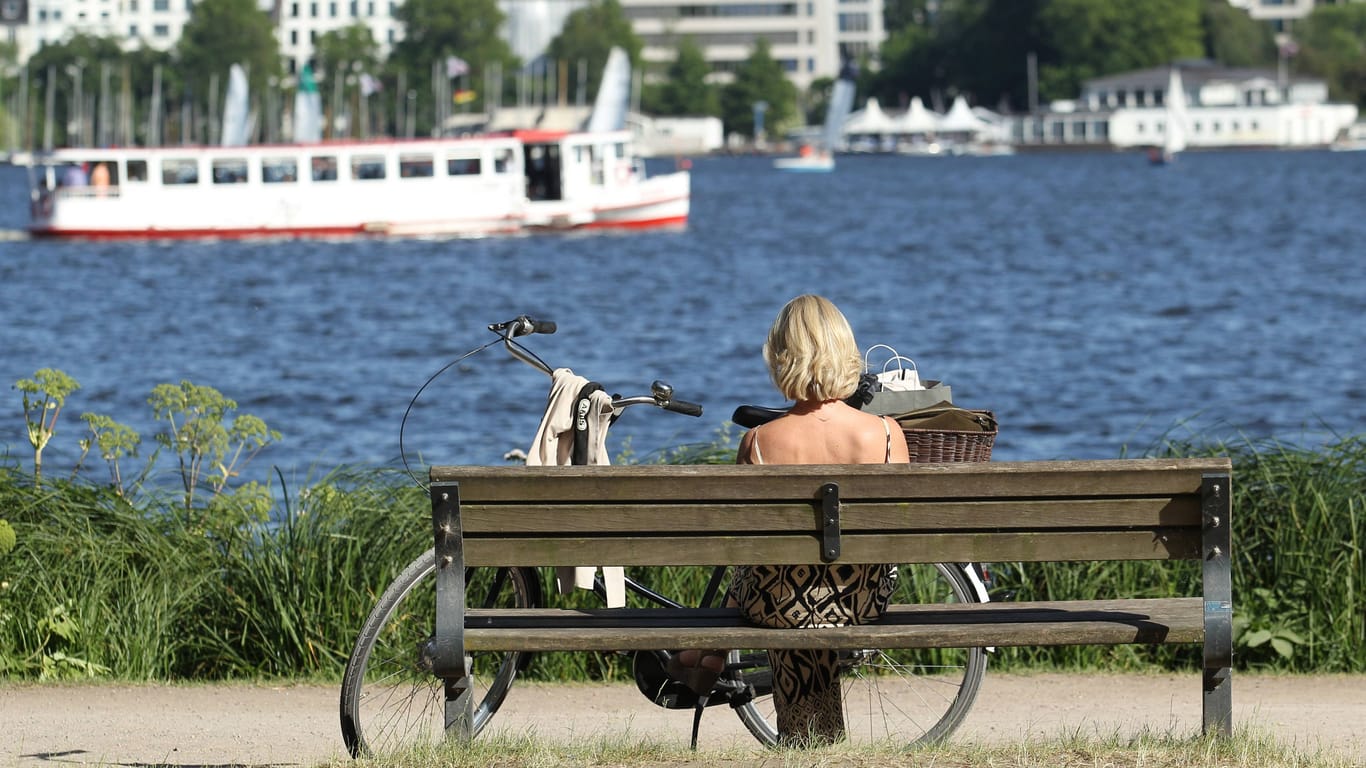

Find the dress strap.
xmin=883 ymin=417 xmax=893 ymax=463
xmin=751 ymin=426 xmax=765 ymax=464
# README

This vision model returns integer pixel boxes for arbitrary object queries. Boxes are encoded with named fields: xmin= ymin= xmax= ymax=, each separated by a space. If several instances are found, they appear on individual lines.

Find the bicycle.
xmin=339 ymin=315 xmax=990 ymax=756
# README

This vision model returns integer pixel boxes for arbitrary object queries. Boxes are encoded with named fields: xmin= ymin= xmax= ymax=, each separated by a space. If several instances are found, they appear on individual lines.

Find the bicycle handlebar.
xmin=488 ymin=315 xmax=557 ymax=337
xmin=489 ymin=315 xmax=703 ymax=418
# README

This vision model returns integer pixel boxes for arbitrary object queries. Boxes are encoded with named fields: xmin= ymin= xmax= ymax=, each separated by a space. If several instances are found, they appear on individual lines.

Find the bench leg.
xmin=444 ymin=677 xmax=475 ymax=740
xmin=432 ymin=481 xmax=473 ymax=740
xmin=1202 ymin=473 xmax=1234 ymax=737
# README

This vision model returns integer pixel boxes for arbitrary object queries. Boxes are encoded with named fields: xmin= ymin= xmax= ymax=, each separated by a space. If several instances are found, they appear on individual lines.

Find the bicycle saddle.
xmin=731 ymin=405 xmax=787 ymax=428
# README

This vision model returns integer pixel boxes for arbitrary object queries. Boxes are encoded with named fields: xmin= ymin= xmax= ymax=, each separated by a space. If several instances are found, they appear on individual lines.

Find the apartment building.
xmin=622 ymin=0 xmax=884 ymax=91
xmin=6 ymin=0 xmax=882 ymax=92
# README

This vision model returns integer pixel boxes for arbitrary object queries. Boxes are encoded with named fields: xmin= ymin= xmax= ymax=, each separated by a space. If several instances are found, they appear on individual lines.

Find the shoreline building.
xmin=622 ymin=0 xmax=885 ymax=91
xmin=7 ymin=0 xmax=884 ymax=90
xmin=1010 ymin=61 xmax=1357 ymax=151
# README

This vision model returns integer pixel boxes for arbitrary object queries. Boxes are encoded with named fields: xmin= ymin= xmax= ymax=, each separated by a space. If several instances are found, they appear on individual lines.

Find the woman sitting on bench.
xmin=671 ymin=294 xmax=909 ymax=746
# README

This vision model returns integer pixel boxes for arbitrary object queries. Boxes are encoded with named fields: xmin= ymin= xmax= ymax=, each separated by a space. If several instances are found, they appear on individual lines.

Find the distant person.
xmin=671 ymin=294 xmax=909 ymax=746
xmin=90 ymin=163 xmax=111 ymax=193
xmin=61 ymin=163 xmax=88 ymax=187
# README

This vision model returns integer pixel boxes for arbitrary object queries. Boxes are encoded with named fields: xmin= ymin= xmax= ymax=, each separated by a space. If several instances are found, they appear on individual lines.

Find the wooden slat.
xmin=463 ymin=598 xmax=1204 ymax=651
xmin=463 ymin=529 xmax=1203 ymax=566
xmin=458 ymin=497 xmax=1202 ymax=535
xmin=432 ymin=459 xmax=1232 ymax=503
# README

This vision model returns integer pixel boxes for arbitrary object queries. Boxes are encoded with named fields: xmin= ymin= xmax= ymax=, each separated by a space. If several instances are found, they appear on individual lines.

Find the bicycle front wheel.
xmin=730 ymin=562 xmax=987 ymax=747
xmin=340 ymin=549 xmax=542 ymax=757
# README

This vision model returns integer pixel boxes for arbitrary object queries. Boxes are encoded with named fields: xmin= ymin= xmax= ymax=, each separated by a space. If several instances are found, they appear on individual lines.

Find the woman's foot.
xmin=666 ymin=649 xmax=726 ymax=695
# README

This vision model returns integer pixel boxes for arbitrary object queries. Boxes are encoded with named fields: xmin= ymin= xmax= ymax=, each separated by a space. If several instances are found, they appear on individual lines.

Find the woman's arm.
xmin=885 ymin=416 xmax=911 ymax=463
xmin=736 ymin=428 xmax=758 ymax=465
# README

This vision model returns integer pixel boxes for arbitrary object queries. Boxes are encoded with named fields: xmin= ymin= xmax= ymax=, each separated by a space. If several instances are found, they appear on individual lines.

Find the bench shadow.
xmin=20 ymin=752 xmax=301 ymax=768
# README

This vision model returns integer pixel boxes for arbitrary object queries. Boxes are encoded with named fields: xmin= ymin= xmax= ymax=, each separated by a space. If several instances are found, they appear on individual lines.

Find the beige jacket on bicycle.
xmin=527 ymin=367 xmax=626 ymax=607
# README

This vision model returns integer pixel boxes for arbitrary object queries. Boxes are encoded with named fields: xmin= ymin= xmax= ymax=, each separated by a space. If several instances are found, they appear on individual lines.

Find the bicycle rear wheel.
xmin=340 ymin=549 xmax=542 ymax=757
xmin=730 ymin=562 xmax=987 ymax=747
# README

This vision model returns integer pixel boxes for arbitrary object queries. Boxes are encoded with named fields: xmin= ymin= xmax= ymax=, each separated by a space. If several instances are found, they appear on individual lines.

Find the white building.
xmin=622 ymin=0 xmax=885 ymax=91
xmin=1010 ymin=62 xmax=1358 ymax=149
xmin=7 ymin=0 xmax=882 ymax=92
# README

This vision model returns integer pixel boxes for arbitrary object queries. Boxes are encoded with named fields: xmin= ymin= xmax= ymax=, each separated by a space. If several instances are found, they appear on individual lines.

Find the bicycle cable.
xmin=397 ymin=332 xmax=552 ymax=491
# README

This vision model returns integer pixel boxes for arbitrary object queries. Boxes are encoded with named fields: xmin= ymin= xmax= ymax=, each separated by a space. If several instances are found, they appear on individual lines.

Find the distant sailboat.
xmin=221 ymin=64 xmax=252 ymax=147
xmin=293 ymin=65 xmax=323 ymax=144
xmin=586 ymin=46 xmax=630 ymax=132
xmin=1152 ymin=66 xmax=1188 ymax=165
xmin=775 ymin=61 xmax=857 ymax=172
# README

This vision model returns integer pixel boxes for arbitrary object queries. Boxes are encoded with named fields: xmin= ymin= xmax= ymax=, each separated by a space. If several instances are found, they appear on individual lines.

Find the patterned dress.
xmin=732 ymin=418 xmax=897 ymax=745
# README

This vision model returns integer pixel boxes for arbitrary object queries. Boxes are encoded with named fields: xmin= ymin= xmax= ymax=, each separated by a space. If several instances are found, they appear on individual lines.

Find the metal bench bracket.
xmin=820 ymin=482 xmax=841 ymax=562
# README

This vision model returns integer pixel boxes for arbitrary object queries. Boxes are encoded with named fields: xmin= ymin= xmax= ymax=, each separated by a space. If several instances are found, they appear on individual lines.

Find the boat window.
xmin=445 ymin=153 xmax=481 ymax=176
xmin=212 ymin=158 xmax=249 ymax=184
xmin=162 ymin=158 xmax=199 ymax=185
xmin=494 ymin=148 xmax=513 ymax=174
xmin=262 ymin=158 xmax=298 ymax=183
xmin=126 ymin=159 xmax=148 ymax=182
xmin=310 ymin=155 xmax=338 ymax=181
xmin=352 ymin=155 xmax=386 ymax=180
xmin=399 ymin=154 xmax=434 ymax=177
xmin=614 ymin=142 xmax=626 ymax=159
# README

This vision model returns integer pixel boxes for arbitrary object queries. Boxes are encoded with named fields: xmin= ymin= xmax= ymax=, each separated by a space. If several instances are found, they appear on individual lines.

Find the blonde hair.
xmin=763 ymin=295 xmax=862 ymax=402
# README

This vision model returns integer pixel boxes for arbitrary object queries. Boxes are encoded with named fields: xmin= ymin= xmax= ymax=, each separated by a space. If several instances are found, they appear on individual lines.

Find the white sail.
xmin=586 ymin=46 xmax=630 ymax=132
xmin=822 ymin=61 xmax=858 ymax=152
xmin=221 ymin=64 xmax=251 ymax=147
xmin=293 ymin=65 xmax=323 ymax=144
xmin=1164 ymin=66 xmax=1188 ymax=157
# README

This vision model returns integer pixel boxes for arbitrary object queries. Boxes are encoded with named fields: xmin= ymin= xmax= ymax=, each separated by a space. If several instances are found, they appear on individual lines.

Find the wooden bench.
xmin=427 ymin=457 xmax=1233 ymax=741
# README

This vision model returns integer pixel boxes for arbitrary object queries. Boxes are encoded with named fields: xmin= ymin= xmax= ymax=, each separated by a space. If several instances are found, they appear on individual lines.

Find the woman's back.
xmin=739 ymin=401 xmax=909 ymax=466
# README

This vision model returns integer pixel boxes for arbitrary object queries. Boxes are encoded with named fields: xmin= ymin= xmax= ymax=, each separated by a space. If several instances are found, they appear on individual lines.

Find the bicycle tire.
xmin=340 ymin=549 xmax=542 ymax=757
xmin=729 ymin=562 xmax=988 ymax=747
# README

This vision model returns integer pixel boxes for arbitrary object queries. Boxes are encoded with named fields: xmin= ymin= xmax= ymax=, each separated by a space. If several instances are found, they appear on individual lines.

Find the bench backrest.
xmin=429 ymin=458 xmax=1232 ymax=568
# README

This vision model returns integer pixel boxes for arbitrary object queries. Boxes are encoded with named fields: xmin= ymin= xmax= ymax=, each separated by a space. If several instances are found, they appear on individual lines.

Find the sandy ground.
xmin=4 ymin=673 xmax=1364 ymax=766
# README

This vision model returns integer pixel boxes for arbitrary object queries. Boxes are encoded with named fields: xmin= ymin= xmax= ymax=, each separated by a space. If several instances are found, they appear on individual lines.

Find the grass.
xmin=321 ymin=730 xmax=1358 ymax=768
xmin=1 ymin=431 xmax=1363 ymax=680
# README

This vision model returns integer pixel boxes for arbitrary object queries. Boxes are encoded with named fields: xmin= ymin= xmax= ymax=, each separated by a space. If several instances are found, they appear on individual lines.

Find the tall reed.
xmin=1 ymin=433 xmax=1362 ymax=680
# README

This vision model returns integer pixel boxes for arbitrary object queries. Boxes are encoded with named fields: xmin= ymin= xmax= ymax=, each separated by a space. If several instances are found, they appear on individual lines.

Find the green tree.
xmin=315 ymin=23 xmax=383 ymax=77
xmin=546 ymin=0 xmax=643 ymax=105
xmin=391 ymin=0 xmax=518 ymax=133
xmin=720 ymin=39 xmax=798 ymax=141
xmin=23 ymin=35 xmax=124 ymax=147
xmin=176 ymin=0 xmax=282 ymax=133
xmin=870 ymin=21 xmax=941 ymax=110
xmin=937 ymin=0 xmax=1051 ymax=111
xmin=644 ymin=37 xmax=719 ymax=117
xmin=1201 ymin=0 xmax=1276 ymax=68
xmin=1036 ymin=0 xmax=1205 ymax=102
xmin=884 ymin=0 xmax=934 ymax=32
xmin=1296 ymin=4 xmax=1366 ymax=108
xmin=121 ymin=45 xmax=177 ymax=146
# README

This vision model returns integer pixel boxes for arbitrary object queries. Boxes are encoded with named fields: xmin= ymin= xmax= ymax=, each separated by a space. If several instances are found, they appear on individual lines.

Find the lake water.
xmin=1 ymin=149 xmax=1362 ymax=487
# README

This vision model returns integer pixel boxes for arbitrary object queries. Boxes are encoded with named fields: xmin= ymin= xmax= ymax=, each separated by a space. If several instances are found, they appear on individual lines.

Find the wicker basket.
xmin=900 ymin=410 xmax=997 ymax=464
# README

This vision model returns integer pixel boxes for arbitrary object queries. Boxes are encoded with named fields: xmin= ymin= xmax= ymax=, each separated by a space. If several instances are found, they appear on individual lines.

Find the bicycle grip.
xmin=663 ymin=399 xmax=703 ymax=417
xmin=528 ymin=318 xmax=557 ymax=334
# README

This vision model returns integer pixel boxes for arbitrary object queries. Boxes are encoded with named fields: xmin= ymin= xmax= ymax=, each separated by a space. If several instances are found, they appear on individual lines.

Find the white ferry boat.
xmin=26 ymin=129 xmax=690 ymax=239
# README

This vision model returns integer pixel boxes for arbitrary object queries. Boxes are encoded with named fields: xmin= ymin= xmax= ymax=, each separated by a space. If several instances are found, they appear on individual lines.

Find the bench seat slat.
xmin=463 ymin=598 xmax=1204 ymax=651
xmin=458 ymin=497 xmax=1201 ymax=534
xmin=463 ymin=529 xmax=1203 ymax=566
xmin=433 ymin=459 xmax=1232 ymax=503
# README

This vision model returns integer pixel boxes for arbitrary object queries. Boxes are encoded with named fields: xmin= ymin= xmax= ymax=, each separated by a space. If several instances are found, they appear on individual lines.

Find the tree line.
xmin=2 ymin=0 xmax=1364 ymax=149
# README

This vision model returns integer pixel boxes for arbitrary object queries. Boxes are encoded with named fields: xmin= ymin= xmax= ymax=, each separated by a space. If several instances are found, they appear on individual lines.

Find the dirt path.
xmin=5 ymin=673 xmax=1364 ymax=766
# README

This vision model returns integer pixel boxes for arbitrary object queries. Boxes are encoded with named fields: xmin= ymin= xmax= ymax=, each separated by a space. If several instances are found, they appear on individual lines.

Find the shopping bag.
xmin=852 ymin=344 xmax=950 ymax=414
xmin=866 ymin=344 xmax=922 ymax=391
xmin=862 ymin=380 xmax=952 ymax=416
